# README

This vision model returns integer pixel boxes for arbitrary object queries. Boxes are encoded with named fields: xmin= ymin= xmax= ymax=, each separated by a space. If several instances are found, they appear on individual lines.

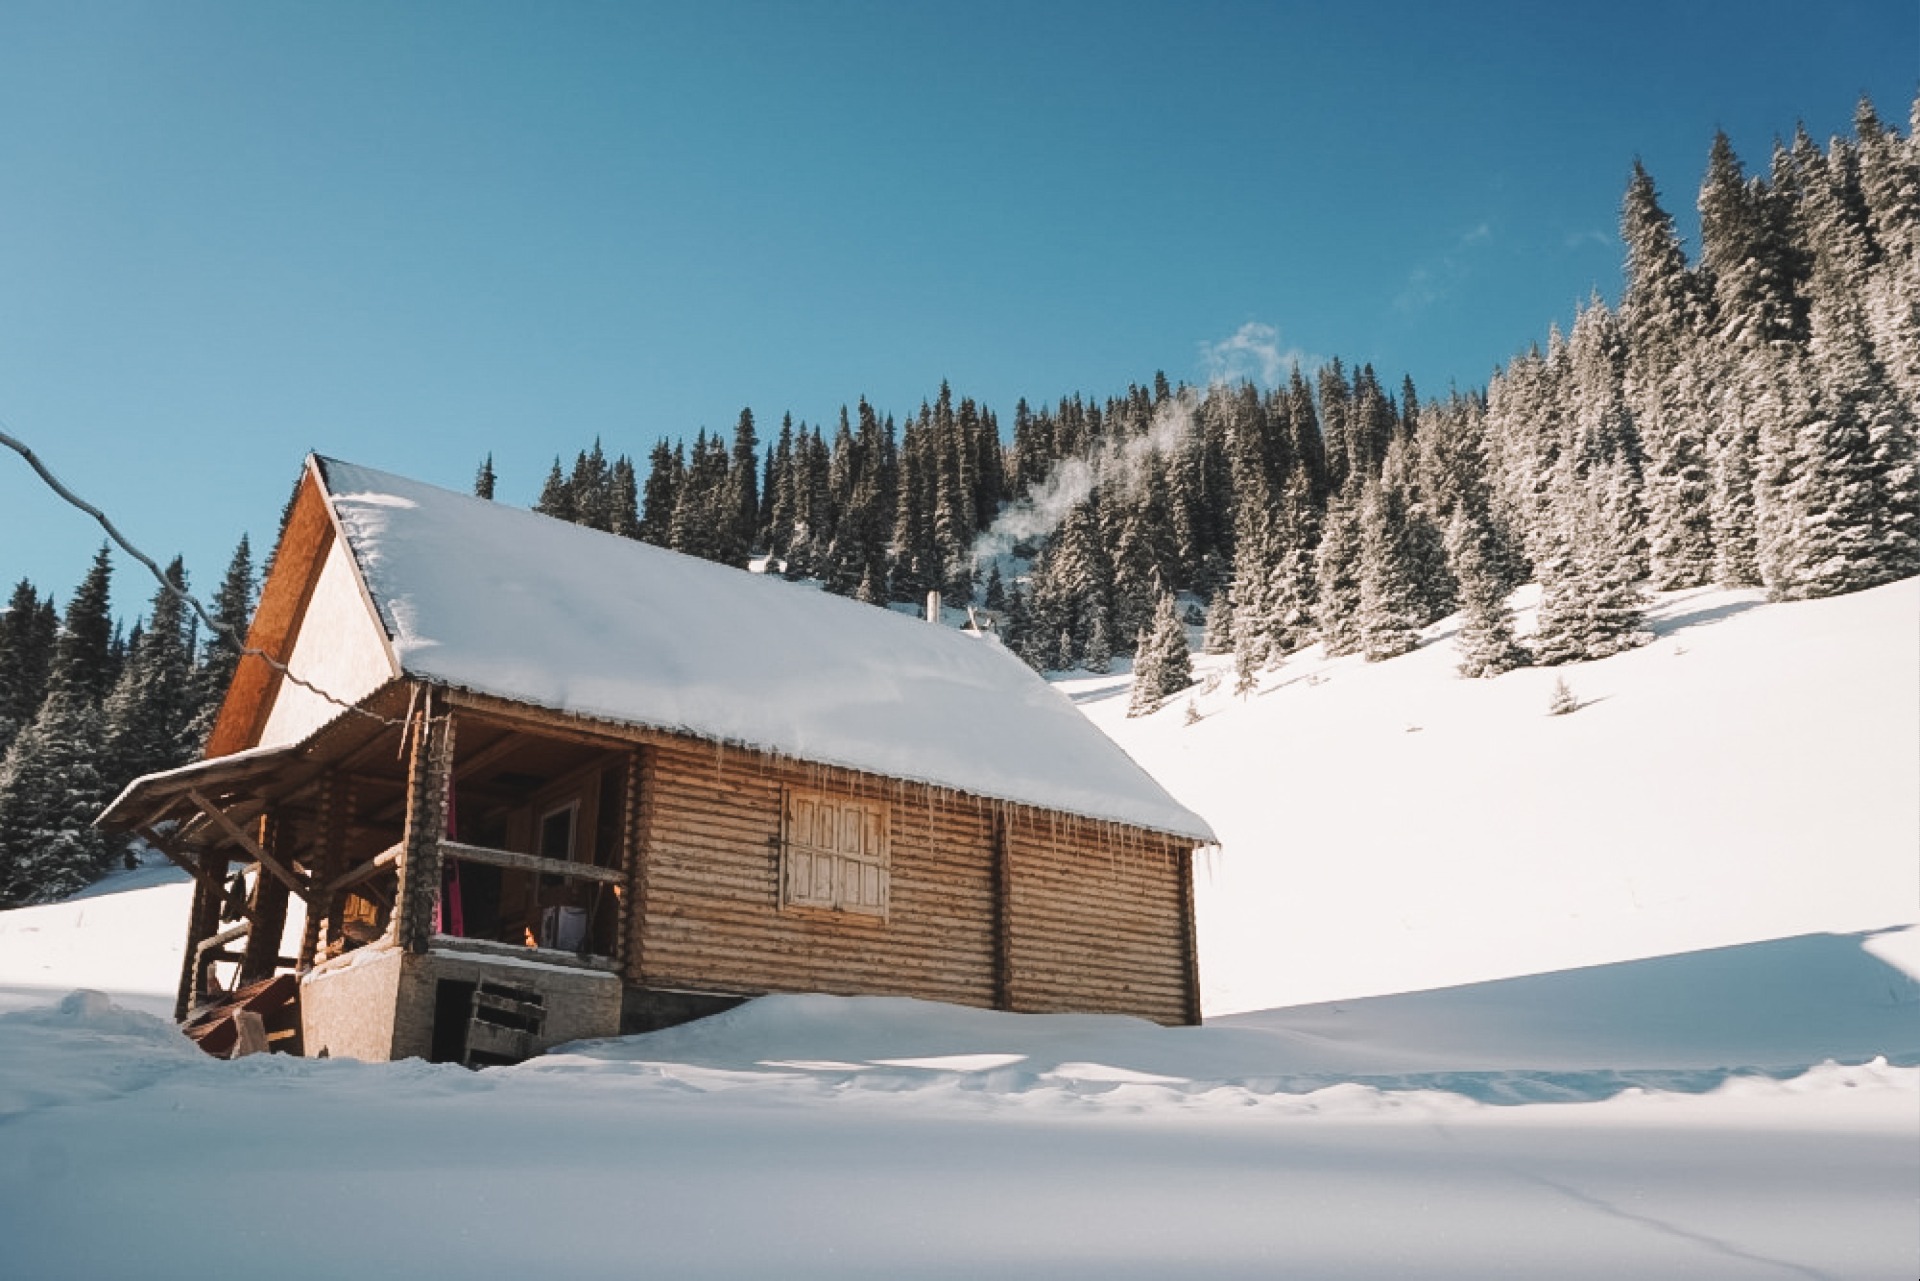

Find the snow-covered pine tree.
xmin=569 ymin=440 xmax=614 ymax=533
xmin=638 ymin=440 xmax=682 ymax=548
xmin=472 ymin=454 xmax=496 ymax=500
xmin=0 ymin=580 xmax=57 ymax=758
xmin=1850 ymin=97 xmax=1920 ymax=409
xmin=1313 ymin=491 xmax=1365 ymax=657
xmin=1620 ymin=160 xmax=1717 ymax=589
xmin=0 ymin=682 xmax=110 ymax=905
xmin=0 ymin=556 xmax=120 ymax=905
xmin=534 ymin=457 xmax=574 ymax=522
xmin=102 ymin=557 xmax=199 ymax=795
xmin=1531 ymin=459 xmax=1653 ymax=664
xmin=1127 ymin=589 xmax=1193 ymax=716
xmin=1446 ymin=509 xmax=1527 ymax=678
xmin=183 ymin=536 xmax=255 ymax=749
xmin=725 ymin=408 xmax=760 ymax=564
xmin=1201 ymin=589 xmax=1234 ymax=656
xmin=609 ymin=456 xmax=640 ymax=538
xmin=1083 ymin=604 xmax=1113 ymax=674
xmin=1355 ymin=475 xmax=1422 ymax=662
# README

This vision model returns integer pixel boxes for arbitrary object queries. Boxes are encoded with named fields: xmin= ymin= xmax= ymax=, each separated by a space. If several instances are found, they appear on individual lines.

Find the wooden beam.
xmin=185 ymin=789 xmax=310 ymax=899
xmin=174 ymin=854 xmax=230 ymax=1023
xmin=438 ymin=839 xmax=625 ymax=887
xmin=614 ymin=749 xmax=641 ymax=975
xmin=320 ymin=840 xmax=404 ymax=897
xmin=441 ymin=688 xmax=647 ymax=751
xmin=991 ymin=807 xmax=1013 ymax=1012
xmin=137 ymin=825 xmax=199 ymax=877
xmin=240 ymin=813 xmax=291 ymax=984
xmin=453 ymin=729 xmax=531 ymax=779
xmin=1178 ymin=847 xmax=1201 ymax=1027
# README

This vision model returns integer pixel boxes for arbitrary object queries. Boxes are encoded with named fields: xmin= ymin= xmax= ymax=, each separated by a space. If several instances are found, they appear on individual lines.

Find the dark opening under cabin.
xmin=99 ymin=456 xmax=1216 ymax=1064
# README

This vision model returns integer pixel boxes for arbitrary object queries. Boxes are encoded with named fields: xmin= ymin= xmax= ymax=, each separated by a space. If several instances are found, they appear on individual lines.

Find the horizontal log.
xmin=321 ymin=841 xmax=404 ymax=896
xmin=439 ymin=839 xmax=625 ymax=886
xmin=430 ymin=934 xmax=621 ymax=972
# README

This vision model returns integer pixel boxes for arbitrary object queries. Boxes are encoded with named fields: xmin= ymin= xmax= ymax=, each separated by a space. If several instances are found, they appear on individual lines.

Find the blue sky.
xmin=1 ymin=0 xmax=1914 ymax=608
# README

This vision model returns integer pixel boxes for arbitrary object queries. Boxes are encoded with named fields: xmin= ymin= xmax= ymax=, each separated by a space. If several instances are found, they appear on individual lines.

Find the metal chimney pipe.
xmin=926 ymin=590 xmax=941 ymax=624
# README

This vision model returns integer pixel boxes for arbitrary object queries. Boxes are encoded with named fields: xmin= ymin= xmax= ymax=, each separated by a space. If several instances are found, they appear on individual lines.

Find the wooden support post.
xmin=614 ymin=749 xmax=642 ymax=975
xmin=316 ymin=772 xmax=359 ymax=960
xmin=240 ymin=813 xmax=291 ymax=985
xmin=173 ymin=853 xmax=230 ymax=1022
xmin=394 ymin=694 xmax=455 ymax=954
xmin=299 ymin=773 xmax=341 ymax=971
xmin=991 ymin=807 xmax=1013 ymax=1011
xmin=1179 ymin=847 xmax=1202 ymax=1027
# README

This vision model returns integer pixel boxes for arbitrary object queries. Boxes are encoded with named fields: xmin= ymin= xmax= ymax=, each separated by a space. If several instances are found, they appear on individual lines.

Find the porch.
xmin=99 ymin=684 xmax=637 ymax=1063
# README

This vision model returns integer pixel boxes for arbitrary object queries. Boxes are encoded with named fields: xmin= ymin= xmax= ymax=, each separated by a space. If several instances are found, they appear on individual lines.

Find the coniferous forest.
xmin=0 ymin=100 xmax=1914 ymax=907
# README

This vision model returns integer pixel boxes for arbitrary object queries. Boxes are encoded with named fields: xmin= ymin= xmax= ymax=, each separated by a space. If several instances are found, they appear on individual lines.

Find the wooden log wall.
xmin=1001 ymin=812 xmax=1194 ymax=1025
xmin=632 ymin=740 xmax=1198 ymax=1026
xmin=635 ymin=741 xmax=997 ymax=1009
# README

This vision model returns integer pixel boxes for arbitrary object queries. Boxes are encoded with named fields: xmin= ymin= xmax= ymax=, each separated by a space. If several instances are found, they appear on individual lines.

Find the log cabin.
xmin=99 ymin=456 xmax=1215 ymax=1064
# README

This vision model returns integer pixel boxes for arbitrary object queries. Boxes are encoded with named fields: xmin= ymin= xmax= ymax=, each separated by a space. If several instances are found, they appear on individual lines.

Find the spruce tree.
xmin=1355 ymin=476 xmax=1422 ymax=662
xmin=725 ymin=408 xmax=761 ymax=563
xmin=0 ymin=684 xmax=110 ymax=905
xmin=1447 ymin=510 xmax=1527 ymax=678
xmin=1531 ymin=460 xmax=1652 ymax=664
xmin=638 ymin=440 xmax=682 ymax=547
xmin=534 ymin=458 xmax=574 ymax=522
xmin=1201 ymin=590 xmax=1235 ymax=656
xmin=0 ymin=556 xmax=120 ymax=904
xmin=1127 ymin=589 xmax=1193 ymax=716
xmin=609 ymin=456 xmax=640 ymax=538
xmin=473 ymin=454 xmax=496 ymax=500
xmin=185 ymin=536 xmax=255 ymax=749
xmin=1313 ymin=493 xmax=1365 ymax=657
xmin=1621 ymin=161 xmax=1716 ymax=588
xmin=0 ymin=580 xmax=56 ymax=757
xmin=1083 ymin=604 xmax=1113 ymax=675
xmin=103 ymin=557 xmax=198 ymax=796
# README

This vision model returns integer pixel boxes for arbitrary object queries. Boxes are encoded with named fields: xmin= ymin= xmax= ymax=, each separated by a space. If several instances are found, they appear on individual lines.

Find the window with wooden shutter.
xmin=782 ymin=789 xmax=889 ymax=917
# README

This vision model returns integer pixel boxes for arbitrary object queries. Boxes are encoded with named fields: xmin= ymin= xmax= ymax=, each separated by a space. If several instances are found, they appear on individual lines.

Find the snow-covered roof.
xmin=312 ymin=458 xmax=1214 ymax=842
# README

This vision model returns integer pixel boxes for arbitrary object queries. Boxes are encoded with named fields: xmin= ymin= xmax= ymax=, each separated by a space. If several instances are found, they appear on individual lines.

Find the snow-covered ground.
xmin=1 ymin=578 xmax=1915 ymax=1279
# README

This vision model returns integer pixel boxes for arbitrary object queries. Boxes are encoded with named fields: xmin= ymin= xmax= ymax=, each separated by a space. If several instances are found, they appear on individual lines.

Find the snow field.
xmin=0 ymin=577 xmax=1915 ymax=1278
xmin=1071 ymin=577 xmax=1920 ymax=1012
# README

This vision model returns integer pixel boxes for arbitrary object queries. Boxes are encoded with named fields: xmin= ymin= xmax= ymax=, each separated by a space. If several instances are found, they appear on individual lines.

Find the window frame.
xmin=780 ymin=787 xmax=891 ymax=919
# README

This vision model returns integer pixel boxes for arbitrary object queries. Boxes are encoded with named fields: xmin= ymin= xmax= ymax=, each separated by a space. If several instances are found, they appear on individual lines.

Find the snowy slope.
xmin=0 ymin=578 xmax=1916 ymax=1279
xmin=1067 ymin=577 xmax=1920 ymax=1013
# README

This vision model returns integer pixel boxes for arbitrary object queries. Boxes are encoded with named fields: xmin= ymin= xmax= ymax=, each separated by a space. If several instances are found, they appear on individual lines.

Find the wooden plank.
xmin=204 ymin=463 xmax=336 ymax=759
xmin=321 ymin=840 xmax=404 ymax=897
xmin=438 ymin=839 xmax=625 ymax=886
xmin=185 ymin=789 xmax=309 ymax=899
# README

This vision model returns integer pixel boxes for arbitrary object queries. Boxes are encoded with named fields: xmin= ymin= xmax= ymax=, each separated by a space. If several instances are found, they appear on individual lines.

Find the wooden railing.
xmin=436 ymin=839 xmax=625 ymax=886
